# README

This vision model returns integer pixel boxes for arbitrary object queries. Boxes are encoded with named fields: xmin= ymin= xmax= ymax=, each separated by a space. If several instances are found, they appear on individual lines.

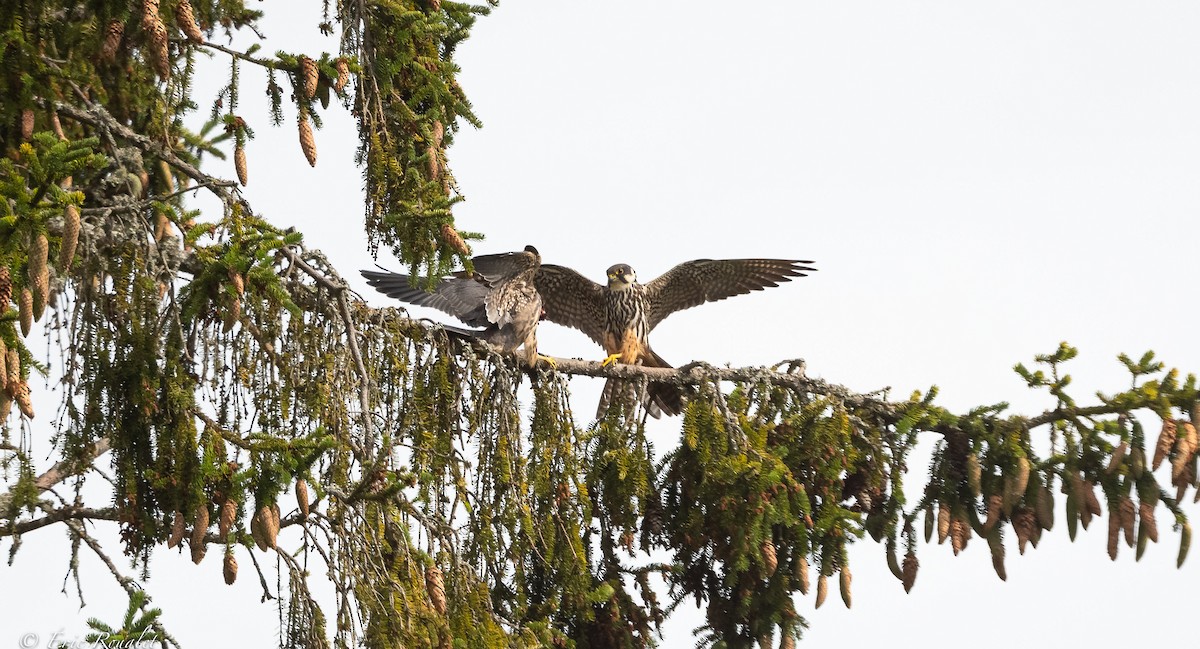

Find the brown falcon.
xmin=360 ymin=246 xmax=547 ymax=366
xmin=534 ymin=258 xmax=816 ymax=418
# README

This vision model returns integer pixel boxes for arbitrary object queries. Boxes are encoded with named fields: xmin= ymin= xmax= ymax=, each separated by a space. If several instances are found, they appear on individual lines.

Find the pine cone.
xmin=1178 ymin=522 xmax=1191 ymax=568
xmin=298 ymin=112 xmax=317 ymax=166
xmin=760 ymin=540 xmax=778 ymax=577
xmin=983 ymin=494 xmax=1002 ymax=532
xmin=1034 ymin=484 xmax=1054 ymax=530
xmin=223 ymin=551 xmax=238 ymax=585
xmin=334 ymin=57 xmax=350 ymax=93
xmin=1154 ymin=418 xmax=1178 ymax=471
xmin=987 ymin=530 xmax=1006 ymax=581
xmin=838 ymin=566 xmax=852 ymax=608
xmin=234 ymin=144 xmax=248 ymax=186
xmin=1106 ymin=441 xmax=1128 ymax=474
xmin=0 ymin=266 xmax=12 ymax=310
xmin=950 ymin=516 xmax=968 ymax=555
xmin=901 ymin=551 xmax=918 ymax=593
xmin=795 ymin=555 xmax=809 ymax=595
xmin=1139 ymin=501 xmax=1158 ymax=543
xmin=30 ymin=233 xmax=49 ymax=319
xmin=296 ymin=478 xmax=310 ymax=518
xmin=1173 ymin=422 xmax=1198 ymax=481
xmin=0 ymin=392 xmax=12 ymax=420
xmin=190 ymin=504 xmax=209 ymax=564
xmin=147 ymin=18 xmax=171 ymax=79
xmin=175 ymin=0 xmax=203 ymax=43
xmin=936 ymin=502 xmax=950 ymax=544
xmin=1130 ymin=445 xmax=1146 ymax=479
xmin=218 ymin=498 xmax=236 ymax=542
xmin=18 ymin=288 xmax=31 ymax=336
xmin=167 ymin=510 xmax=185 ymax=548
xmin=426 ymin=565 xmax=448 ymax=614
xmin=966 ymin=452 xmax=982 ymax=497
xmin=266 ymin=503 xmax=281 ymax=547
xmin=6 ymin=348 xmax=19 ymax=393
xmin=1119 ymin=496 xmax=1135 ymax=547
xmin=100 ymin=19 xmax=124 ymax=61
xmin=428 ymin=120 xmax=445 ymax=181
xmin=20 ymin=109 xmax=34 ymax=141
xmin=0 ymin=338 xmax=8 ymax=393
xmin=50 ymin=110 xmax=66 ymax=140
xmin=814 ymin=574 xmax=828 ymax=609
xmin=1012 ymin=508 xmax=1038 ymax=555
xmin=154 ymin=210 xmax=171 ymax=242
xmin=250 ymin=506 xmax=269 ymax=551
xmin=300 ymin=56 xmax=319 ymax=99
xmin=440 ymin=223 xmax=470 ymax=256
xmin=142 ymin=0 xmax=160 ymax=22
xmin=61 ymin=205 xmax=79 ymax=268
xmin=222 ymin=295 xmax=240 ymax=332
xmin=12 ymin=381 xmax=33 ymax=419
xmin=1107 ymin=503 xmax=1121 ymax=560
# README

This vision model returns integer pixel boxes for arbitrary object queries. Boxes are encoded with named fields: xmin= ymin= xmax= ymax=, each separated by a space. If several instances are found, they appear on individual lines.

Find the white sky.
xmin=5 ymin=1 xmax=1200 ymax=647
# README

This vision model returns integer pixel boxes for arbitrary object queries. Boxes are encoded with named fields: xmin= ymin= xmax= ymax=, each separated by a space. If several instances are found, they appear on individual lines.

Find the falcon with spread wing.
xmin=361 ymin=246 xmax=546 ymax=365
xmin=534 ymin=258 xmax=816 ymax=418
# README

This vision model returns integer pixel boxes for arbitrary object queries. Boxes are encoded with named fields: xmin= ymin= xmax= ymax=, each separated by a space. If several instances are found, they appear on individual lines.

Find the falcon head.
xmin=605 ymin=264 xmax=636 ymax=291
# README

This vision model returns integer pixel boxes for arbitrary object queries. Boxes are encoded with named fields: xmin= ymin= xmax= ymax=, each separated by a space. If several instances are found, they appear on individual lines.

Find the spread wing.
xmin=470 ymin=247 xmax=540 ymax=284
xmin=360 ymin=270 xmax=492 ymax=328
xmin=643 ymin=259 xmax=816 ymax=330
xmin=534 ymin=264 xmax=608 ymax=346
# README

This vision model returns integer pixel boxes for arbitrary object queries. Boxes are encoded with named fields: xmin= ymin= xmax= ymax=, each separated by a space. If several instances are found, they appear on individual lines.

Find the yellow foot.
xmin=601 ymin=353 xmax=622 ymax=367
xmin=537 ymin=354 xmax=557 ymax=369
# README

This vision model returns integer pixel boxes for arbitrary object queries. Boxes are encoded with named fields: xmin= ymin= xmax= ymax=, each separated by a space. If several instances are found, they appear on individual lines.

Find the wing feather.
xmin=534 ymin=264 xmax=608 ymax=346
xmin=643 ymin=259 xmax=816 ymax=329
xmin=360 ymin=270 xmax=492 ymax=328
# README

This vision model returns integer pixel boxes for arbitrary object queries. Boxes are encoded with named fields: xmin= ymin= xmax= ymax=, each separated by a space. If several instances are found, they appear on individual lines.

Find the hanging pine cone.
xmin=176 ymin=0 xmax=203 ymax=42
xmin=154 ymin=210 xmax=170 ymax=242
xmin=1106 ymin=441 xmax=1128 ymax=474
xmin=1035 ymin=484 xmax=1054 ymax=530
xmin=6 ymin=348 xmax=19 ymax=392
xmin=1172 ymin=421 xmax=1198 ymax=481
xmin=1179 ymin=523 xmax=1192 ymax=568
xmin=12 ymin=381 xmax=33 ymax=419
xmin=334 ymin=57 xmax=350 ymax=93
xmin=218 ymin=498 xmax=236 ymax=542
xmin=250 ymin=507 xmax=269 ymax=551
xmin=1012 ymin=507 xmax=1039 ymax=554
xmin=142 ymin=0 xmax=160 ymax=22
xmin=1107 ymin=504 xmax=1121 ymax=560
xmin=0 ymin=266 xmax=12 ymax=310
xmin=30 ymin=233 xmax=49 ymax=319
xmin=100 ymin=19 xmax=124 ymax=61
xmin=228 ymin=268 xmax=245 ymax=296
xmin=901 ymin=551 xmax=918 ymax=593
xmin=1140 ymin=501 xmax=1158 ymax=543
xmin=223 ymin=551 xmax=238 ymax=585
xmin=190 ymin=504 xmax=209 ymax=564
xmin=949 ymin=516 xmax=969 ymax=555
xmin=19 ymin=288 xmax=32 ymax=336
xmin=936 ymin=502 xmax=950 ymax=544
xmin=222 ymin=295 xmax=240 ymax=333
xmin=296 ymin=478 xmax=310 ymax=518
xmin=1154 ymin=418 xmax=1178 ymax=470
xmin=20 ymin=109 xmax=34 ymax=141
xmin=966 ymin=452 xmax=982 ymax=497
xmin=61 ymin=205 xmax=80 ymax=268
xmin=50 ymin=111 xmax=66 ymax=140
xmin=1119 ymin=496 xmax=1136 ymax=547
xmin=0 ymin=392 xmax=11 ymax=420
xmin=795 ymin=555 xmax=809 ymax=595
xmin=987 ymin=530 xmax=1006 ymax=581
xmin=426 ymin=565 xmax=448 ymax=614
xmin=760 ymin=540 xmax=778 ymax=577
xmin=0 ymin=339 xmax=7 ymax=393
xmin=983 ymin=494 xmax=1002 ymax=532
xmin=838 ymin=566 xmax=852 ymax=609
xmin=298 ymin=111 xmax=317 ymax=166
xmin=234 ymin=144 xmax=248 ymax=186
xmin=300 ymin=56 xmax=319 ymax=99
xmin=439 ymin=223 xmax=470 ymax=256
xmin=814 ymin=574 xmax=828 ymax=609
xmin=168 ymin=510 xmax=185 ymax=548
xmin=147 ymin=18 xmax=171 ymax=79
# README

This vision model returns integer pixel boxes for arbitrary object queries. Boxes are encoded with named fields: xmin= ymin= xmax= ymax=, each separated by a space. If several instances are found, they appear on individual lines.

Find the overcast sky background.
xmin=5 ymin=1 xmax=1200 ymax=647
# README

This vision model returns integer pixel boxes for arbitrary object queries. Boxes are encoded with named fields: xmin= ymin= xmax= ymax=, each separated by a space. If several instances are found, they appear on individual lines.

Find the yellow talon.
xmin=537 ymin=354 xmax=557 ymax=369
xmin=601 ymin=353 xmax=622 ymax=367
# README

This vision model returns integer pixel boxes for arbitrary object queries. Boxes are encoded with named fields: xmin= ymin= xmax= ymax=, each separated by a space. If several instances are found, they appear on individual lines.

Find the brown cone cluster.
xmin=901 ymin=551 xmax=918 ymax=593
xmin=250 ymin=504 xmax=280 ymax=551
xmin=1154 ymin=418 xmax=1178 ymax=470
xmin=176 ymin=0 xmax=203 ymax=43
xmin=218 ymin=498 xmax=236 ymax=542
